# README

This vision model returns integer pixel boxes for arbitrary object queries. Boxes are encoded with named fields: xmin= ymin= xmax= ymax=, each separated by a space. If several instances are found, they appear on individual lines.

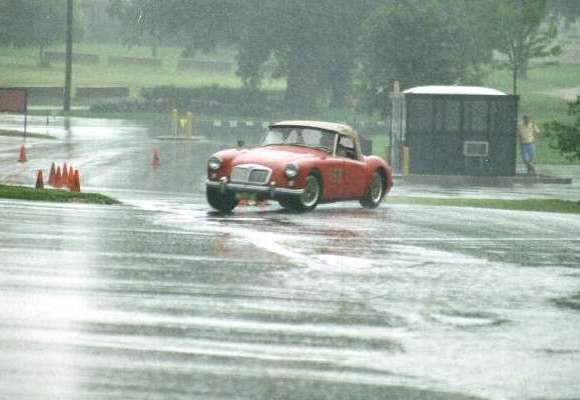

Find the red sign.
xmin=0 ymin=89 xmax=27 ymax=113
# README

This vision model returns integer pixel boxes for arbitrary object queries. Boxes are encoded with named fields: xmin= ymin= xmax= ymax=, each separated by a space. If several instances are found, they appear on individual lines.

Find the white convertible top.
xmin=270 ymin=120 xmax=358 ymax=139
xmin=404 ymin=85 xmax=507 ymax=96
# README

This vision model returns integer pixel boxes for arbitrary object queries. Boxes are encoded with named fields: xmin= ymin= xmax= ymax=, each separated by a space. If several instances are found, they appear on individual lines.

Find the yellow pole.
xmin=179 ymin=117 xmax=187 ymax=136
xmin=401 ymin=145 xmax=410 ymax=176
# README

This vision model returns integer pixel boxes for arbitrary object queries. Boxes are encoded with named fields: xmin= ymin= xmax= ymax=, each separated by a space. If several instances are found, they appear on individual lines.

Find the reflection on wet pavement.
xmin=0 ymin=116 xmax=579 ymax=400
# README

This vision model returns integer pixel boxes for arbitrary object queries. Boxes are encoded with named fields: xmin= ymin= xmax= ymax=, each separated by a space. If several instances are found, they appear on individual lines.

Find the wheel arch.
xmin=367 ymin=159 xmax=393 ymax=193
xmin=375 ymin=167 xmax=388 ymax=190
xmin=308 ymin=167 xmax=324 ymax=198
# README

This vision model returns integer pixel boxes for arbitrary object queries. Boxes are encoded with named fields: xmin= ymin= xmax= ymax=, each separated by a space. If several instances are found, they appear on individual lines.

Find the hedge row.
xmin=148 ymin=85 xmax=284 ymax=115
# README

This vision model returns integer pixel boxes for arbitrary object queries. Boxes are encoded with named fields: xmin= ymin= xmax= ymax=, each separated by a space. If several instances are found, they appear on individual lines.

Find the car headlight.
xmin=208 ymin=156 xmax=222 ymax=171
xmin=284 ymin=163 xmax=299 ymax=179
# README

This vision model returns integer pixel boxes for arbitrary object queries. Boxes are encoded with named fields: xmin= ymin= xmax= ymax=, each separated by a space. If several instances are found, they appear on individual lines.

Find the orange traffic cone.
xmin=62 ymin=163 xmax=69 ymax=185
xmin=71 ymin=170 xmax=81 ymax=192
xmin=35 ymin=170 xmax=44 ymax=189
xmin=67 ymin=166 xmax=74 ymax=189
xmin=152 ymin=149 xmax=160 ymax=167
xmin=54 ymin=166 xmax=63 ymax=188
xmin=48 ymin=162 xmax=56 ymax=186
xmin=18 ymin=145 xmax=27 ymax=162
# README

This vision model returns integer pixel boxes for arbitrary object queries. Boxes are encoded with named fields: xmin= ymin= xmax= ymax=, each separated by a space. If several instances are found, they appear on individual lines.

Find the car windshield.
xmin=262 ymin=127 xmax=336 ymax=152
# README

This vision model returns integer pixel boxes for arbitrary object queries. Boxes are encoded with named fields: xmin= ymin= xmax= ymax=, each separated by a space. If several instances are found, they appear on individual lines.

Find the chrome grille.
xmin=231 ymin=167 xmax=250 ymax=182
xmin=231 ymin=164 xmax=271 ymax=184
xmin=249 ymin=169 xmax=269 ymax=183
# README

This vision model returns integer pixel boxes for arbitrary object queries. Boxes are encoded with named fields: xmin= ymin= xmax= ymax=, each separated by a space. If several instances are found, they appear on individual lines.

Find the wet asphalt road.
xmin=1 ymin=116 xmax=579 ymax=400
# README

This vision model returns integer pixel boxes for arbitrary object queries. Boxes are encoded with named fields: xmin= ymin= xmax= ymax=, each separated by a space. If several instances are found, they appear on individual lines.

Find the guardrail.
xmin=76 ymin=86 xmax=130 ymax=99
xmin=108 ymin=56 xmax=162 ymax=68
xmin=21 ymin=86 xmax=64 ymax=99
xmin=177 ymin=59 xmax=233 ymax=73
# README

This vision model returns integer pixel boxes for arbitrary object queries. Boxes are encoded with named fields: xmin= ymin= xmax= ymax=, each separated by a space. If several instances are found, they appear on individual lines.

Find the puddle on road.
xmin=102 ymin=196 xmax=580 ymax=400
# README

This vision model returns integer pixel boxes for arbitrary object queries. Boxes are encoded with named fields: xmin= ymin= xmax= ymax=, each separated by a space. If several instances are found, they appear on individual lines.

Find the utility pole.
xmin=63 ymin=0 xmax=73 ymax=112
xmin=513 ymin=65 xmax=518 ymax=96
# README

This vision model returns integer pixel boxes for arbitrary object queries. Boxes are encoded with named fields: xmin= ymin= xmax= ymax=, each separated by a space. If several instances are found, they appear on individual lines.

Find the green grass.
xmin=485 ymin=63 xmax=580 ymax=92
xmin=483 ymin=65 xmax=578 ymax=122
xmin=0 ymin=184 xmax=120 ymax=205
xmin=389 ymin=196 xmax=580 ymax=214
xmin=0 ymin=43 xmax=285 ymax=99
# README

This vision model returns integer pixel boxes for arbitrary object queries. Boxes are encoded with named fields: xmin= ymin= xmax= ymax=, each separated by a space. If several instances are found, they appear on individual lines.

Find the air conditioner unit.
xmin=463 ymin=141 xmax=489 ymax=157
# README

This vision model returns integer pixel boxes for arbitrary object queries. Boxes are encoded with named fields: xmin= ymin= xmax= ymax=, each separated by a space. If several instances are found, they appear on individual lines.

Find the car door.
xmin=304 ymin=129 xmax=342 ymax=201
xmin=336 ymin=135 xmax=367 ymax=199
xmin=319 ymin=158 xmax=344 ymax=201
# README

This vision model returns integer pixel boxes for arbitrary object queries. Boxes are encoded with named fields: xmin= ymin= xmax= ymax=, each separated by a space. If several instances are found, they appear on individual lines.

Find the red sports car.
xmin=206 ymin=120 xmax=393 ymax=212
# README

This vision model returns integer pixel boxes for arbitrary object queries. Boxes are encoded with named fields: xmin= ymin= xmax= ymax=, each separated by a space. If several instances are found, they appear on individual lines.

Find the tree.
xmin=107 ymin=0 xmax=175 ymax=57
xmin=495 ymin=0 xmax=562 ymax=94
xmin=236 ymin=0 xmax=379 ymax=112
xmin=357 ymin=0 xmax=495 ymax=115
xmin=112 ymin=0 xmax=377 ymax=112
xmin=0 ymin=0 xmax=81 ymax=66
xmin=452 ymin=0 xmax=502 ymax=80
xmin=108 ymin=0 xmax=158 ymax=55
xmin=108 ymin=0 xmax=240 ymax=58
xmin=544 ymin=97 xmax=580 ymax=161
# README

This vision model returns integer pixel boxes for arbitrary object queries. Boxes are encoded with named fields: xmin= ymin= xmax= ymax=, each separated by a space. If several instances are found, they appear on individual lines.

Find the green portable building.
xmin=404 ymin=86 xmax=518 ymax=176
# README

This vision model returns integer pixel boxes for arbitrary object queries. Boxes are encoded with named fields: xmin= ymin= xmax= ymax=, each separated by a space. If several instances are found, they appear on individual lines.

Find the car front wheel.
xmin=278 ymin=197 xmax=293 ymax=209
xmin=360 ymin=171 xmax=385 ymax=209
xmin=207 ymin=187 xmax=239 ymax=212
xmin=287 ymin=173 xmax=321 ymax=212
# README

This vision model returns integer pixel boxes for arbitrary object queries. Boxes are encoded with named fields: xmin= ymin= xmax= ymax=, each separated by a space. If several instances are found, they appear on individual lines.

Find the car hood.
xmin=232 ymin=145 xmax=326 ymax=169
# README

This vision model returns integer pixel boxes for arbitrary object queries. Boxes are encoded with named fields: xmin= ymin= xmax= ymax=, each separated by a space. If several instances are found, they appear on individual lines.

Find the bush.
xmin=90 ymin=99 xmax=153 ymax=113
xmin=544 ymin=97 xmax=580 ymax=162
xmin=139 ymin=85 xmax=285 ymax=116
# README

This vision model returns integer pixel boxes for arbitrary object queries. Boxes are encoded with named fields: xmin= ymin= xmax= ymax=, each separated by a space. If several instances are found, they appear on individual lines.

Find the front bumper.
xmin=206 ymin=180 xmax=304 ymax=198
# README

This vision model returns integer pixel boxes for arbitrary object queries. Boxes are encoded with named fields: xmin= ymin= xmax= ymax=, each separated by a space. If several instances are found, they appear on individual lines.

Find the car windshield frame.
xmin=261 ymin=126 xmax=337 ymax=153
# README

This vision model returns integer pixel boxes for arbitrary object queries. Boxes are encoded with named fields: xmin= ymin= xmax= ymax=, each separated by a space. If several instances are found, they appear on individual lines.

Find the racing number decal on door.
xmin=330 ymin=168 xmax=343 ymax=184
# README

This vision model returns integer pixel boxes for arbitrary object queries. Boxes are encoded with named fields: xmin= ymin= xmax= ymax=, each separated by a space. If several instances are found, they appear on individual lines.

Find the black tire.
xmin=278 ymin=197 xmax=293 ymax=209
xmin=360 ymin=171 xmax=385 ymax=209
xmin=287 ymin=173 xmax=322 ymax=212
xmin=207 ymin=187 xmax=239 ymax=212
